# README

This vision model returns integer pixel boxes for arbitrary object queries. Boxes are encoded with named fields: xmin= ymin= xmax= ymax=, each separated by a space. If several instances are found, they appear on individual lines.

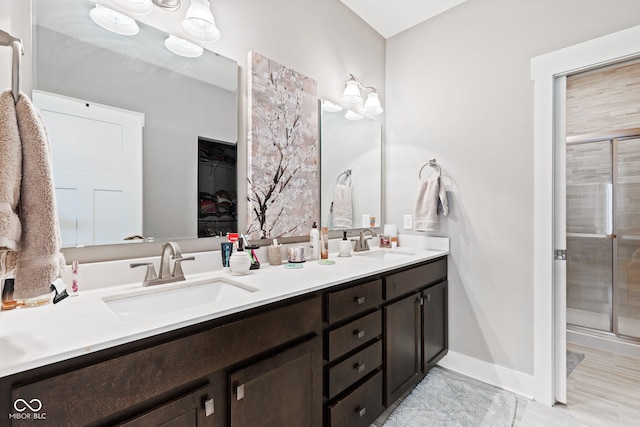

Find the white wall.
xmin=386 ymin=0 xmax=640 ymax=375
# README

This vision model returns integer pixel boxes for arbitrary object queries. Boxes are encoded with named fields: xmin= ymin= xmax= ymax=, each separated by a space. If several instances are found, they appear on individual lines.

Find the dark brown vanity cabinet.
xmin=2 ymin=296 xmax=321 ymax=427
xmin=324 ymin=279 xmax=385 ymax=427
xmin=384 ymin=257 xmax=448 ymax=405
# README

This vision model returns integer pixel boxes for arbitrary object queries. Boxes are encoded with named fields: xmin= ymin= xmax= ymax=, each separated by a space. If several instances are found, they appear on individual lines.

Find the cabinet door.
xmin=422 ymin=280 xmax=448 ymax=372
xmin=230 ymin=336 xmax=322 ymax=427
xmin=384 ymin=292 xmax=421 ymax=405
xmin=117 ymin=384 xmax=216 ymax=427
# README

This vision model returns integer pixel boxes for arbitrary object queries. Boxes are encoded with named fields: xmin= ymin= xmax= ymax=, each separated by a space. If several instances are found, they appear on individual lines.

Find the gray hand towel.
xmin=414 ymin=176 xmax=448 ymax=232
xmin=0 ymin=90 xmax=22 ymax=252
xmin=9 ymin=92 xmax=65 ymax=299
xmin=331 ymin=184 xmax=353 ymax=229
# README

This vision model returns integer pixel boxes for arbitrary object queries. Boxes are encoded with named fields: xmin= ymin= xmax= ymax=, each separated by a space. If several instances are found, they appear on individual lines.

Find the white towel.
xmin=331 ymin=184 xmax=353 ymax=229
xmin=6 ymin=92 xmax=65 ymax=299
xmin=414 ymin=176 xmax=448 ymax=232
xmin=0 ymin=90 xmax=22 ymax=252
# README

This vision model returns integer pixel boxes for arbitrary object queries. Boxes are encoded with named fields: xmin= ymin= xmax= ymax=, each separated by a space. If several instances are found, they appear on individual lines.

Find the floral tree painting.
xmin=247 ymin=51 xmax=319 ymax=240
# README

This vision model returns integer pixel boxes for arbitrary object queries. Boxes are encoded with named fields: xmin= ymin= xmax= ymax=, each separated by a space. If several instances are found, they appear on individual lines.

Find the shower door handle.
xmin=554 ymin=249 xmax=567 ymax=260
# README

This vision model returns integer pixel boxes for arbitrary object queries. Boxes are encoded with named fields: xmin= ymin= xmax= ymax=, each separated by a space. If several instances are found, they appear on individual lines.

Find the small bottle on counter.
xmin=320 ymin=227 xmax=329 ymax=260
xmin=309 ymin=222 xmax=320 ymax=260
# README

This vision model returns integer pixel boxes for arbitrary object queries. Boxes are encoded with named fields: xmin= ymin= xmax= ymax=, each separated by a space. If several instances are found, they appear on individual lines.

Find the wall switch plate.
xmin=403 ymin=214 xmax=413 ymax=230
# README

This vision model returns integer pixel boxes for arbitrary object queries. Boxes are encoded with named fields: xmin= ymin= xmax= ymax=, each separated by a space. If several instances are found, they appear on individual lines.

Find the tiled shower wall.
xmin=566 ymin=60 xmax=640 ymax=137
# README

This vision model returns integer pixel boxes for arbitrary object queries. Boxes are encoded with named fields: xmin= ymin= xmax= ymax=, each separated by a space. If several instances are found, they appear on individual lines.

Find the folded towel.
xmin=331 ymin=184 xmax=353 ymax=229
xmin=0 ymin=90 xmax=22 ymax=251
xmin=414 ymin=176 xmax=449 ymax=232
xmin=8 ymin=92 xmax=65 ymax=299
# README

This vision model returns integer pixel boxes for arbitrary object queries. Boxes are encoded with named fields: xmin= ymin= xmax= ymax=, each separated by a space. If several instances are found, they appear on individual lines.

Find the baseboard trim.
xmin=437 ymin=350 xmax=535 ymax=400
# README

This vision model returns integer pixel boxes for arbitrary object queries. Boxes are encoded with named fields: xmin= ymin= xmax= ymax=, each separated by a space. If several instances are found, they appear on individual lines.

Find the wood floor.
xmin=372 ymin=341 xmax=640 ymax=426
xmin=515 ymin=342 xmax=640 ymax=426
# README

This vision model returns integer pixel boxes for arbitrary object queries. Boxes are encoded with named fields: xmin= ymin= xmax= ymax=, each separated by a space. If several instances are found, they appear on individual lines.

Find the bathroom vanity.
xmin=0 ymin=247 xmax=447 ymax=426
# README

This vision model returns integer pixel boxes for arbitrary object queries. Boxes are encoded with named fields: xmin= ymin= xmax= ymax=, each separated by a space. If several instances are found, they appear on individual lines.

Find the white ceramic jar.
xmin=229 ymin=250 xmax=251 ymax=275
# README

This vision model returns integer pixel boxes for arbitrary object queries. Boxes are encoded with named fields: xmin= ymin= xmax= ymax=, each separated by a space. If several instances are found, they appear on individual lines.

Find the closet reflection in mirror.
xmin=32 ymin=0 xmax=238 ymax=247
xmin=320 ymin=100 xmax=382 ymax=230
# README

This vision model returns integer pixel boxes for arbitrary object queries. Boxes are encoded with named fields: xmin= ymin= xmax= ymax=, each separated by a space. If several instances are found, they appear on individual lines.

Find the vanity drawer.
xmin=328 ymin=340 xmax=382 ymax=399
xmin=328 ymin=370 xmax=383 ymax=427
xmin=327 ymin=279 xmax=382 ymax=323
xmin=385 ymin=257 xmax=447 ymax=300
xmin=328 ymin=310 xmax=382 ymax=361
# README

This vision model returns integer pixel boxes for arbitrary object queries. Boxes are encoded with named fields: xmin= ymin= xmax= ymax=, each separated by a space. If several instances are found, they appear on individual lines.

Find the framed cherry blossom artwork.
xmin=247 ymin=51 xmax=319 ymax=240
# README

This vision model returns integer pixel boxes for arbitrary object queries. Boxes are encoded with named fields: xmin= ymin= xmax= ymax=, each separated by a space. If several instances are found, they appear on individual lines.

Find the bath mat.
xmin=567 ymin=350 xmax=585 ymax=376
xmin=382 ymin=367 xmax=517 ymax=427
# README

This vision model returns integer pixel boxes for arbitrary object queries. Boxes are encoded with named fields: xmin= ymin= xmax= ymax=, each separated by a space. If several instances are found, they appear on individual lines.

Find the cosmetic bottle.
xmin=320 ymin=227 xmax=329 ymax=259
xmin=309 ymin=222 xmax=320 ymax=260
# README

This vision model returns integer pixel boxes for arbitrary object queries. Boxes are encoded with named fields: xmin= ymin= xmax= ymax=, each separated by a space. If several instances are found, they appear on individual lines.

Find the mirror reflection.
xmin=32 ymin=0 xmax=238 ymax=247
xmin=320 ymin=100 xmax=382 ymax=231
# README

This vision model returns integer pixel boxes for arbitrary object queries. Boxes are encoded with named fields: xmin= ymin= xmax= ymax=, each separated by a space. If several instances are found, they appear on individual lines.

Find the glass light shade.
xmin=341 ymin=80 xmax=361 ymax=105
xmin=165 ymin=34 xmax=204 ymax=57
xmin=107 ymin=0 xmax=153 ymax=15
xmin=322 ymin=100 xmax=343 ymax=112
xmin=89 ymin=5 xmax=139 ymax=36
xmin=363 ymin=92 xmax=383 ymax=115
xmin=344 ymin=110 xmax=364 ymax=121
xmin=181 ymin=0 xmax=221 ymax=43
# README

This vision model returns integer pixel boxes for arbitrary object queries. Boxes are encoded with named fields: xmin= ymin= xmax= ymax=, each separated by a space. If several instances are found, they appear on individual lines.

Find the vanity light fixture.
xmin=322 ymin=100 xmax=343 ymax=112
xmin=165 ymin=34 xmax=204 ymax=57
xmin=181 ymin=0 xmax=221 ymax=43
xmin=344 ymin=109 xmax=364 ymax=121
xmin=89 ymin=4 xmax=140 ymax=36
xmin=107 ymin=0 xmax=153 ymax=15
xmin=340 ymin=73 xmax=383 ymax=115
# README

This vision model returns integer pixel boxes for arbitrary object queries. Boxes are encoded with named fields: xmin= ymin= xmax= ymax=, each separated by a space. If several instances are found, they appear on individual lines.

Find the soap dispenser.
xmin=338 ymin=231 xmax=352 ymax=257
xmin=229 ymin=238 xmax=251 ymax=275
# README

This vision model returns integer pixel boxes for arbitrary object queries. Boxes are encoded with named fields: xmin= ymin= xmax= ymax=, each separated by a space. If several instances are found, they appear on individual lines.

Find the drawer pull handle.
xmin=204 ymin=398 xmax=215 ymax=416
xmin=354 ymin=296 xmax=366 ymax=305
xmin=356 ymin=406 xmax=367 ymax=417
xmin=236 ymin=384 xmax=245 ymax=401
xmin=354 ymin=362 xmax=365 ymax=373
xmin=354 ymin=329 xmax=365 ymax=339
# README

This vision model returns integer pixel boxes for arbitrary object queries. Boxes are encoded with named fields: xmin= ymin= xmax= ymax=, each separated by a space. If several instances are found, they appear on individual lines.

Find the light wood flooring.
xmin=515 ymin=342 xmax=640 ymax=426
xmin=372 ymin=341 xmax=640 ymax=426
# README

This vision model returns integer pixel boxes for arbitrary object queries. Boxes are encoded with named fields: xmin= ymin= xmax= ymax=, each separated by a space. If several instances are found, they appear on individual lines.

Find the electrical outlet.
xmin=403 ymin=214 xmax=413 ymax=230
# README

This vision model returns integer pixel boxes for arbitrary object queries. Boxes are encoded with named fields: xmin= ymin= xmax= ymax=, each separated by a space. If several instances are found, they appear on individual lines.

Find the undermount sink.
xmin=353 ymin=249 xmax=416 ymax=261
xmin=103 ymin=278 xmax=258 ymax=321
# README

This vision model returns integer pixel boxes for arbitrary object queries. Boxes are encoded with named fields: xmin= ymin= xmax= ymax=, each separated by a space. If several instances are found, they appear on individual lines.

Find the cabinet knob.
xmin=354 ymin=329 xmax=365 ymax=339
xmin=354 ymin=362 xmax=365 ymax=373
xmin=204 ymin=398 xmax=215 ymax=416
xmin=354 ymin=296 xmax=366 ymax=305
xmin=356 ymin=406 xmax=367 ymax=417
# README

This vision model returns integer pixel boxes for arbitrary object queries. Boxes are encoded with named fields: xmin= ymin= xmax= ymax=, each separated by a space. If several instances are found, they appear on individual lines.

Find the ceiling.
xmin=340 ymin=0 xmax=468 ymax=39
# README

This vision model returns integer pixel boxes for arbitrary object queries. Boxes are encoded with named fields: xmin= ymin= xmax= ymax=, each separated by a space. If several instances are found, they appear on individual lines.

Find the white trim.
xmin=438 ymin=351 xmax=535 ymax=400
xmin=531 ymin=24 xmax=640 ymax=406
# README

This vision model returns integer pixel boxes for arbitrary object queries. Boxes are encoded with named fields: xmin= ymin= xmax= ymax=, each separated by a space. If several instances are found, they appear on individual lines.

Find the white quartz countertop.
xmin=0 ymin=242 xmax=447 ymax=378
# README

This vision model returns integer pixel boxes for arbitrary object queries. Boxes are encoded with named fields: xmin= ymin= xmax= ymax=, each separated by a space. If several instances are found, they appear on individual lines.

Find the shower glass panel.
xmin=566 ymin=141 xmax=613 ymax=332
xmin=616 ymin=137 xmax=640 ymax=339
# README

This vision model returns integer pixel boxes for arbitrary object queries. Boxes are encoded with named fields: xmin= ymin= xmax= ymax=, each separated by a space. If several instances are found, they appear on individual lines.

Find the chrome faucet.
xmin=131 ymin=241 xmax=195 ymax=286
xmin=354 ymin=228 xmax=377 ymax=252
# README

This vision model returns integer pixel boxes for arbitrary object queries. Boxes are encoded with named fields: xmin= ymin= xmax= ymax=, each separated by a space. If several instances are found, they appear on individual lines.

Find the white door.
xmin=553 ymin=77 xmax=567 ymax=404
xmin=33 ymin=90 xmax=144 ymax=247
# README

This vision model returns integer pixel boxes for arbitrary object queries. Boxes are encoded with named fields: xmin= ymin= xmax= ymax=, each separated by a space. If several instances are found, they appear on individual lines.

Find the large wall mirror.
xmin=320 ymin=100 xmax=382 ymax=231
xmin=32 ymin=0 xmax=238 ymax=248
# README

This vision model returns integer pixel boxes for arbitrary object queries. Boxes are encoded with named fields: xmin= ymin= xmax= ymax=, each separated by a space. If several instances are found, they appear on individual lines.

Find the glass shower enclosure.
xmin=566 ymin=129 xmax=640 ymax=341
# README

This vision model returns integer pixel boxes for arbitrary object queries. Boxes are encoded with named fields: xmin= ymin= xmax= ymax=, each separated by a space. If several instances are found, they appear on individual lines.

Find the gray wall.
xmin=386 ymin=0 xmax=640 ymax=375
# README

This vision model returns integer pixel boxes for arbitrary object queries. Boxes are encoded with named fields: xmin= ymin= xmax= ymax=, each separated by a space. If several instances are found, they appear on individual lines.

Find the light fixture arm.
xmin=346 ymin=73 xmax=378 ymax=93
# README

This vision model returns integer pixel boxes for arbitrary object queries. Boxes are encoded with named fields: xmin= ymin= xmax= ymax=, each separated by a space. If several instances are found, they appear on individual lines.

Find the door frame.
xmin=532 ymin=24 xmax=640 ymax=406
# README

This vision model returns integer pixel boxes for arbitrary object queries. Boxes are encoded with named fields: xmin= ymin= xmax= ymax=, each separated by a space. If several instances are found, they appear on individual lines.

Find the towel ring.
xmin=0 ymin=29 xmax=24 ymax=103
xmin=336 ymin=169 xmax=352 ymax=185
xmin=419 ymin=159 xmax=441 ymax=179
